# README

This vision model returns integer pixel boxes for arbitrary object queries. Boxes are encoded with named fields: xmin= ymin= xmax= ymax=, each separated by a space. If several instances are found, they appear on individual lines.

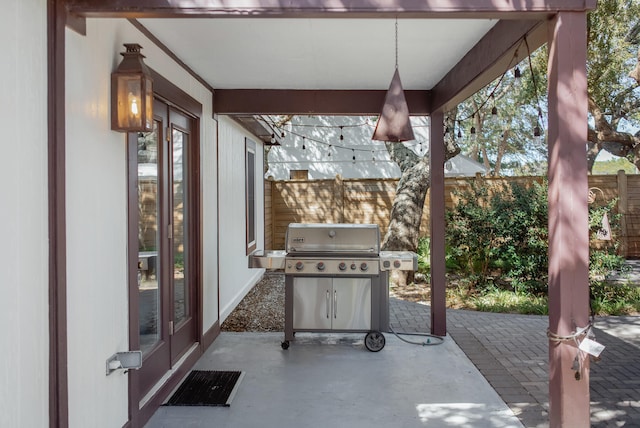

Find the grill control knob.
xmin=382 ymin=260 xmax=391 ymax=268
xmin=338 ymin=262 xmax=347 ymax=271
xmin=360 ymin=262 xmax=369 ymax=272
xmin=350 ymin=263 xmax=357 ymax=271
xmin=317 ymin=262 xmax=326 ymax=271
xmin=394 ymin=260 xmax=402 ymax=269
xmin=295 ymin=261 xmax=304 ymax=271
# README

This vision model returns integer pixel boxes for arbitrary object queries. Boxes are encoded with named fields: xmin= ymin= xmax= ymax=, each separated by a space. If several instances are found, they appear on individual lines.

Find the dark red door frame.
xmin=48 ymin=1 xmax=69 ymax=427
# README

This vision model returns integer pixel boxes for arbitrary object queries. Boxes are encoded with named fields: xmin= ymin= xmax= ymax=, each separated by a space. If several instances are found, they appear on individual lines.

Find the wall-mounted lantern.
xmin=111 ymin=43 xmax=153 ymax=132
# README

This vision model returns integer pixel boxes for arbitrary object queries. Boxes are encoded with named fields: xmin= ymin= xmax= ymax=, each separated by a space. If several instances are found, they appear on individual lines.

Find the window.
xmin=289 ymin=169 xmax=309 ymax=180
xmin=246 ymin=138 xmax=257 ymax=254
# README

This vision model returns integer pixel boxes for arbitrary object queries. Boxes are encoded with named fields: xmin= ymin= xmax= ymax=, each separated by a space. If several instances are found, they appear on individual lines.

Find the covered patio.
xmin=48 ymin=1 xmax=596 ymax=427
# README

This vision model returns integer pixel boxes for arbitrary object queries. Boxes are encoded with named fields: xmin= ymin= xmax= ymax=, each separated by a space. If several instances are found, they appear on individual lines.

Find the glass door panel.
xmin=172 ymin=128 xmax=188 ymax=326
xmin=138 ymin=122 xmax=161 ymax=355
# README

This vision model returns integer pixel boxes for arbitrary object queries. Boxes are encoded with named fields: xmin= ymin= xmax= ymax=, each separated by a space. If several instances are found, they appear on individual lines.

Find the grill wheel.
xmin=364 ymin=331 xmax=386 ymax=352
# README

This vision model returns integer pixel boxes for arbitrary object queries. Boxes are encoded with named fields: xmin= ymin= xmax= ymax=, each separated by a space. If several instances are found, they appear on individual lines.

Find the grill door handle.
xmin=333 ymin=290 xmax=337 ymax=319
xmin=326 ymin=290 xmax=330 ymax=319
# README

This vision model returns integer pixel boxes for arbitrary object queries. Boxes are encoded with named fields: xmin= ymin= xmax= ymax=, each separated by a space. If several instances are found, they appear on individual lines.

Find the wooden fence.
xmin=264 ymin=171 xmax=640 ymax=258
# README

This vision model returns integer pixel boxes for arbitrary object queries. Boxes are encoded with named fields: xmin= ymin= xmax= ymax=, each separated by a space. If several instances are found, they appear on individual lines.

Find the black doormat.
xmin=165 ymin=370 xmax=244 ymax=407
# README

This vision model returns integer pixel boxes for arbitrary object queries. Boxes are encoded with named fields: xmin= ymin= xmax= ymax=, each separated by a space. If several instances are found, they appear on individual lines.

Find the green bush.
xmin=445 ymin=179 xmax=549 ymax=293
xmin=444 ymin=178 xmax=627 ymax=297
xmin=445 ymin=182 xmax=500 ymax=289
xmin=588 ymin=199 xmax=626 ymax=279
xmin=416 ymin=237 xmax=430 ymax=274
xmin=590 ymin=282 xmax=640 ymax=315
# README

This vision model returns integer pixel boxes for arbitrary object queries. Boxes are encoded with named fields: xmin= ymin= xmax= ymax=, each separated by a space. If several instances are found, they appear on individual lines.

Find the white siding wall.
xmin=65 ymin=18 xmax=220 ymax=427
xmin=218 ymin=117 xmax=265 ymax=321
xmin=0 ymin=1 xmax=49 ymax=427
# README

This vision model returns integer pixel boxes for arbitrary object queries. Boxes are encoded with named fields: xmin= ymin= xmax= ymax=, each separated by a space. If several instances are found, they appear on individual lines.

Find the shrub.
xmin=445 ymin=178 xmax=626 ymax=296
xmin=590 ymin=282 xmax=640 ymax=315
xmin=445 ymin=179 xmax=548 ymax=292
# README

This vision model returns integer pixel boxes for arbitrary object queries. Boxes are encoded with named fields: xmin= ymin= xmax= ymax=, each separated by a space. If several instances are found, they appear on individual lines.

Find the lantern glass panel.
xmin=114 ymin=75 xmax=143 ymax=130
xmin=144 ymin=78 xmax=153 ymax=131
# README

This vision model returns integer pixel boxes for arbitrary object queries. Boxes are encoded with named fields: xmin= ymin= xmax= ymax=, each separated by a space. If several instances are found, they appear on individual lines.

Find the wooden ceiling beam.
xmin=66 ymin=0 xmax=597 ymax=18
xmin=215 ymin=89 xmax=431 ymax=115
xmin=430 ymin=19 xmax=548 ymax=113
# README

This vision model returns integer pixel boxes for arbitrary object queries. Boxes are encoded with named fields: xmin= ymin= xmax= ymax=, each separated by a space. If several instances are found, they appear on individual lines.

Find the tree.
xmin=379 ymin=1 xmax=640 ymax=289
xmin=455 ymin=50 xmax=549 ymax=176
xmin=380 ymin=114 xmax=460 ymax=285
xmin=586 ymin=0 xmax=640 ymax=172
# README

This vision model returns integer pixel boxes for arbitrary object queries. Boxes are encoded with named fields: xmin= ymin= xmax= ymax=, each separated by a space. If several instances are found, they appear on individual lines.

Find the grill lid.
xmin=285 ymin=223 xmax=380 ymax=254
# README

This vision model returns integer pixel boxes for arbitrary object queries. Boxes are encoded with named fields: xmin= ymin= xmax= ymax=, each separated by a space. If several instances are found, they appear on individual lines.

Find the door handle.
xmin=326 ymin=290 xmax=330 ymax=319
xmin=333 ymin=289 xmax=337 ymax=319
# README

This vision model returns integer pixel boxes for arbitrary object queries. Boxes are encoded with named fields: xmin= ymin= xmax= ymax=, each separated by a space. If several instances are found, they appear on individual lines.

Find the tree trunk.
xmin=494 ymin=128 xmax=509 ymax=176
xmin=382 ymin=129 xmax=460 ymax=286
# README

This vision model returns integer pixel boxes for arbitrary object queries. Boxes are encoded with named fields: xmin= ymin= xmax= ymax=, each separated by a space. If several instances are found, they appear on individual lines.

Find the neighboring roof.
xmin=445 ymin=154 xmax=488 ymax=177
xmin=264 ymin=115 xmax=487 ymax=180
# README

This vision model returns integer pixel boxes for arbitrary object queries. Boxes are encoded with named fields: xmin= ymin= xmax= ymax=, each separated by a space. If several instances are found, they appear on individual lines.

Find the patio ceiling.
xmin=138 ymin=18 xmax=498 ymax=91
xmin=65 ymin=0 xmax=594 ymax=139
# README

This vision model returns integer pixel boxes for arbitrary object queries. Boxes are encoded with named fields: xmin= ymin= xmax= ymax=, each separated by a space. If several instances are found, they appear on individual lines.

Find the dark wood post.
xmin=547 ymin=11 xmax=591 ymax=427
xmin=429 ymin=111 xmax=446 ymax=336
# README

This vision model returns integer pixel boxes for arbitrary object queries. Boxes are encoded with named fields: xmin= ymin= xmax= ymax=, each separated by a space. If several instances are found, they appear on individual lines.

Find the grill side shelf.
xmin=248 ymin=250 xmax=286 ymax=270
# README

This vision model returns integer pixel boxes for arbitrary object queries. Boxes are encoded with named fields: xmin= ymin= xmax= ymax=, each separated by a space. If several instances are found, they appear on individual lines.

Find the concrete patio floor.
xmin=145 ymin=331 xmax=524 ymax=428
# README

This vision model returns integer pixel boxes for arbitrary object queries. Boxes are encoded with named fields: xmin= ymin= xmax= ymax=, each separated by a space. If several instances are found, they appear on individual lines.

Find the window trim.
xmin=245 ymin=138 xmax=257 ymax=254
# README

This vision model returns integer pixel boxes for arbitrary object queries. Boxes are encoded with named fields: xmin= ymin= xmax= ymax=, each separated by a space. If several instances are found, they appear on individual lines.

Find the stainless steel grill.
xmin=249 ymin=223 xmax=417 ymax=352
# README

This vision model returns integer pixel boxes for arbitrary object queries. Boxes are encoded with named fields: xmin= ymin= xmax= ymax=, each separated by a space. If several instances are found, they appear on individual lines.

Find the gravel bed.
xmin=221 ymin=272 xmax=285 ymax=332
xmin=221 ymin=272 xmax=430 ymax=332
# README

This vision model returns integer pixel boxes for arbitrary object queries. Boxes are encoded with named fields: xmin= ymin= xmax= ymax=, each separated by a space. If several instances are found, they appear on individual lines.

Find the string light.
xmin=257 ymin=116 xmax=430 ymax=161
xmin=533 ymin=126 xmax=541 ymax=138
xmin=513 ymin=66 xmax=522 ymax=90
xmin=454 ymin=38 xmax=526 ymax=127
xmin=524 ymin=36 xmax=546 ymax=142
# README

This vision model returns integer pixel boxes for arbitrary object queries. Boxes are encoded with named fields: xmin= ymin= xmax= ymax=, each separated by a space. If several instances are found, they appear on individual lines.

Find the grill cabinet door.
xmin=292 ymin=277 xmax=332 ymax=330
xmin=332 ymin=278 xmax=371 ymax=330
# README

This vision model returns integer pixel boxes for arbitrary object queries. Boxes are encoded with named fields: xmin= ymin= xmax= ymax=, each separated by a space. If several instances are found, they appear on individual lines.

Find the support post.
xmin=547 ymin=12 xmax=591 ymax=428
xmin=429 ymin=111 xmax=446 ymax=336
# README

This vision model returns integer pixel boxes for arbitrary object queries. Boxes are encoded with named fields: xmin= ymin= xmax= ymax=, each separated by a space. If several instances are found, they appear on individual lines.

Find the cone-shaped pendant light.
xmin=372 ymin=19 xmax=415 ymax=142
xmin=372 ymin=68 xmax=415 ymax=142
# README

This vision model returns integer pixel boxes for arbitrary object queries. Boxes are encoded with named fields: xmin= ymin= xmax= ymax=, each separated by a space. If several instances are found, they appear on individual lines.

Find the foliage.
xmin=590 ymin=282 xmax=640 ymax=315
xmin=588 ymin=198 xmax=627 ymax=279
xmin=416 ymin=237 xmax=464 ymax=275
xmin=445 ymin=179 xmax=549 ymax=293
xmin=587 ymin=0 xmax=640 ymax=125
xmin=592 ymin=157 xmax=638 ymax=174
xmin=443 ymin=179 xmax=627 ymax=293
xmin=416 ymin=237 xmax=431 ymax=274
xmin=453 ymin=0 xmax=640 ymax=174
xmin=468 ymin=288 xmax=549 ymax=315
xmin=455 ymin=56 xmax=548 ymax=176
xmin=445 ymin=182 xmax=499 ymax=287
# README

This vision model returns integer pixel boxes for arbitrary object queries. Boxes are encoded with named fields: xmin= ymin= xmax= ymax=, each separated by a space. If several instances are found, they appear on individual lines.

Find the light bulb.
xmin=129 ymin=92 xmax=140 ymax=116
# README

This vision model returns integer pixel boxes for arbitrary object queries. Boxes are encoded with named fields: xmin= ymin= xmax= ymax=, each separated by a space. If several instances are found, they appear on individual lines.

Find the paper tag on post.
xmin=579 ymin=337 xmax=605 ymax=357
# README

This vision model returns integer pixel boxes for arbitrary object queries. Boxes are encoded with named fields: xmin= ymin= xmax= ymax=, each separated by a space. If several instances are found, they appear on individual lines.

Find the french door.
xmin=134 ymin=97 xmax=198 ymax=396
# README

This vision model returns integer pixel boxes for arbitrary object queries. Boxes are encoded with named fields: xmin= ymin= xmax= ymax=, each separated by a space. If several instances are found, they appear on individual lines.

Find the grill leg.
xmin=284 ymin=276 xmax=295 ymax=343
